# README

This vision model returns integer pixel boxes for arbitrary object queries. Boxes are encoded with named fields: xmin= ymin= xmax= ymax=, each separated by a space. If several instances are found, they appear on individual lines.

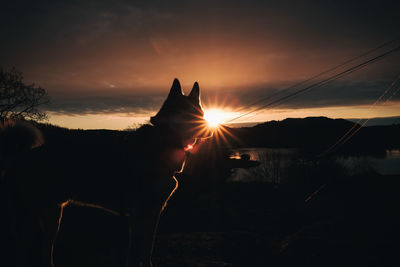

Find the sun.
xmin=204 ymin=109 xmax=229 ymax=128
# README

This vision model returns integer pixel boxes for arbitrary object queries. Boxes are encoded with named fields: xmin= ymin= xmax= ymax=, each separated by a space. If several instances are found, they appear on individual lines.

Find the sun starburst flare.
xmin=204 ymin=108 xmax=231 ymax=128
xmin=187 ymin=108 xmax=240 ymax=147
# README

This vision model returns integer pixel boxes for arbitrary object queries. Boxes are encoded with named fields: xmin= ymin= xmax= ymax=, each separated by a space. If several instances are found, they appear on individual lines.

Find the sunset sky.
xmin=1 ymin=0 xmax=399 ymax=129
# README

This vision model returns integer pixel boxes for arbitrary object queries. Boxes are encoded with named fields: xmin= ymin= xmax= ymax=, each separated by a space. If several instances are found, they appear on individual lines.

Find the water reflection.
xmin=229 ymin=148 xmax=400 ymax=182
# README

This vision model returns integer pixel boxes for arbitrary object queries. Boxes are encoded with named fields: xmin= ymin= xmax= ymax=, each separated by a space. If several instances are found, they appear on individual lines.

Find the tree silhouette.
xmin=0 ymin=67 xmax=49 ymax=121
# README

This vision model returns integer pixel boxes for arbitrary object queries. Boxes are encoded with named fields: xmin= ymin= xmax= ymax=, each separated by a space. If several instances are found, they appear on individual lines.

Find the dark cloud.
xmin=1 ymin=0 xmax=399 ymax=117
xmin=276 ymin=80 xmax=400 ymax=109
xmin=40 ymin=78 xmax=400 ymax=116
xmin=221 ymin=78 xmax=400 ymax=109
xmin=45 ymin=90 xmax=166 ymax=115
xmin=2 ymin=0 xmax=397 ymax=50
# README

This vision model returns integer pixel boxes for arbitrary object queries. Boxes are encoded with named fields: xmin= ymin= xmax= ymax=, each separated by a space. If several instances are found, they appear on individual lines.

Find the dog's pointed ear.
xmin=169 ymin=78 xmax=183 ymax=97
xmin=189 ymin=82 xmax=200 ymax=102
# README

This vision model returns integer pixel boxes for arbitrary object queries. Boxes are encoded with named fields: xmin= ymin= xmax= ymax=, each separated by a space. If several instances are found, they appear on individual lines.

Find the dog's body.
xmin=2 ymin=79 xmax=207 ymax=267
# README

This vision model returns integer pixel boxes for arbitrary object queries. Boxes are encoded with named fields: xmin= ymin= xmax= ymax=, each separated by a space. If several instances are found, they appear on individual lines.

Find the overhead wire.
xmin=340 ymin=84 xmax=400 ymax=146
xmin=225 ymin=43 xmax=400 ymax=124
xmin=213 ymin=36 xmax=400 ymax=203
xmin=319 ymin=74 xmax=400 ymax=156
xmin=305 ymin=79 xmax=400 ymax=203
xmin=233 ymin=37 xmax=400 ymax=115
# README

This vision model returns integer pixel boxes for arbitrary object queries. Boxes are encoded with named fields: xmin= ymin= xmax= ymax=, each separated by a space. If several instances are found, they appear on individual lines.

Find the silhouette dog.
xmin=2 ymin=79 xmax=209 ymax=267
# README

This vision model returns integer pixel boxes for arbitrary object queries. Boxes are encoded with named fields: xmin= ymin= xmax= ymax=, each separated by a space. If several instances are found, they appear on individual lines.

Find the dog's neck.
xmin=128 ymin=124 xmax=189 ymax=175
xmin=150 ymin=123 xmax=192 ymax=149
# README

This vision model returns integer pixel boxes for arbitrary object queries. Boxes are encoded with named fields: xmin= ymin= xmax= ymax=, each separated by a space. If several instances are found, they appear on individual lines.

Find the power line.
xmin=340 ymin=85 xmax=400 ymax=145
xmin=319 ymin=75 xmax=400 ymax=156
xmin=226 ymin=39 xmax=400 ymax=123
xmin=304 ymin=81 xmax=400 ymax=202
xmin=234 ymin=37 xmax=400 ymax=114
xmin=232 ymin=36 xmax=400 ymax=204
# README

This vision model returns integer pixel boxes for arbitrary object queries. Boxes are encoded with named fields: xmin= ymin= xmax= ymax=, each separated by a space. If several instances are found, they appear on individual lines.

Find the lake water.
xmin=229 ymin=148 xmax=400 ymax=182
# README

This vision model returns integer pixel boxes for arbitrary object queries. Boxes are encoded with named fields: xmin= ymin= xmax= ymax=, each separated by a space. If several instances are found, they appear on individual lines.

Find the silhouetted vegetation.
xmin=0 ymin=68 xmax=49 ymax=121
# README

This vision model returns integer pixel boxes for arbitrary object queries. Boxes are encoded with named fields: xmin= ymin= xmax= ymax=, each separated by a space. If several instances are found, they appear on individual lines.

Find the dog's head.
xmin=151 ymin=79 xmax=210 ymax=142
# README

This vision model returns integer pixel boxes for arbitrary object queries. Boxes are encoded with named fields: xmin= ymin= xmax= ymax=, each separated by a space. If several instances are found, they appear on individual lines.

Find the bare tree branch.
xmin=0 ymin=67 xmax=49 ymax=121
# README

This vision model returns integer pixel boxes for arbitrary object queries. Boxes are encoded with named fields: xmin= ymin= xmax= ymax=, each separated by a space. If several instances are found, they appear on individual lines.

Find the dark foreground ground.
xmin=51 ymin=173 xmax=400 ymax=267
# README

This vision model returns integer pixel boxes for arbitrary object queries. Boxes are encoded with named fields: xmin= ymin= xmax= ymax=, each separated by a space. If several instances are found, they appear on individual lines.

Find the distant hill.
xmin=30 ymin=116 xmax=400 ymax=156
xmin=226 ymin=117 xmax=400 ymax=154
xmin=227 ymin=116 xmax=400 ymax=128
xmin=347 ymin=115 xmax=400 ymax=126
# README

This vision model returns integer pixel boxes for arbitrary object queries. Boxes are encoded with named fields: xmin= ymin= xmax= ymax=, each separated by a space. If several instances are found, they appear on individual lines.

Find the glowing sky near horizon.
xmin=1 ymin=0 xmax=399 ymax=129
